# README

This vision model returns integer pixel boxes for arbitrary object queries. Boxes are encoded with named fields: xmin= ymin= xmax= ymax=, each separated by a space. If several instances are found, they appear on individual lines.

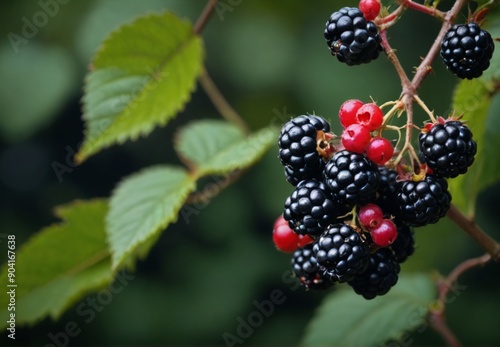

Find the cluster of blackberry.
xmin=273 ymin=111 xmax=476 ymax=299
xmin=271 ymin=0 xmax=483 ymax=300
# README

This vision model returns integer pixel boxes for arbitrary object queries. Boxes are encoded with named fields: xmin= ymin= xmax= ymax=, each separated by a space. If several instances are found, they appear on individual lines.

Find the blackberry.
xmin=323 ymin=150 xmax=380 ymax=207
xmin=375 ymin=166 xmax=399 ymax=216
xmin=440 ymin=22 xmax=495 ymax=79
xmin=313 ymin=223 xmax=370 ymax=282
xmin=348 ymin=248 xmax=400 ymax=299
xmin=390 ymin=220 xmax=415 ymax=263
xmin=283 ymin=179 xmax=339 ymax=237
xmin=419 ymin=120 xmax=477 ymax=178
xmin=278 ymin=115 xmax=330 ymax=185
xmin=291 ymin=244 xmax=335 ymax=290
xmin=324 ymin=7 xmax=383 ymax=65
xmin=397 ymin=175 xmax=451 ymax=227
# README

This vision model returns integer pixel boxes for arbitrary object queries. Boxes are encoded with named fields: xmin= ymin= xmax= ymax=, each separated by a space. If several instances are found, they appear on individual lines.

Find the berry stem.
xmin=446 ymin=204 xmax=500 ymax=261
xmin=381 ymin=99 xmax=403 ymax=119
xmin=414 ymin=94 xmax=437 ymax=123
xmin=376 ymin=4 xmax=405 ymax=29
xmin=193 ymin=0 xmax=251 ymax=135
xmin=399 ymin=0 xmax=446 ymax=19
xmin=198 ymin=68 xmax=250 ymax=135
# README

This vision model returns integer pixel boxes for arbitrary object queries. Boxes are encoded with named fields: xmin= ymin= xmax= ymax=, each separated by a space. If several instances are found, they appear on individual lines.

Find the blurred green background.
xmin=0 ymin=0 xmax=499 ymax=345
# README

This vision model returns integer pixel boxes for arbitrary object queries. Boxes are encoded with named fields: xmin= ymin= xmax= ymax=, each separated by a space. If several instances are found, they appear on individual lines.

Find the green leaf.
xmin=0 ymin=200 xmax=112 ymax=328
xmin=107 ymin=165 xmax=196 ymax=270
xmin=448 ymin=79 xmax=498 ymax=217
xmin=302 ymin=273 xmax=436 ymax=347
xmin=77 ymin=12 xmax=204 ymax=162
xmin=0 ymin=44 xmax=77 ymax=141
xmin=175 ymin=120 xmax=278 ymax=176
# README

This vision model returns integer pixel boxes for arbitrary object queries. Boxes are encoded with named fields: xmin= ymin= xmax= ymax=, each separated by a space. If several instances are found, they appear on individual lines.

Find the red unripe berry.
xmin=370 ymin=219 xmax=398 ymax=247
xmin=341 ymin=124 xmax=372 ymax=154
xmin=339 ymin=99 xmax=364 ymax=128
xmin=356 ymin=103 xmax=384 ymax=131
xmin=273 ymin=215 xmax=312 ymax=253
xmin=365 ymin=137 xmax=394 ymax=165
xmin=359 ymin=0 xmax=381 ymax=21
xmin=358 ymin=203 xmax=384 ymax=229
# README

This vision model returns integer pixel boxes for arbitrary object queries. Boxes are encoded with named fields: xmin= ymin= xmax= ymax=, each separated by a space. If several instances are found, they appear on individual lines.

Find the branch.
xmin=446 ymin=204 xmax=500 ymax=262
xmin=429 ymin=311 xmax=463 ymax=347
xmin=438 ymin=253 xmax=492 ymax=303
xmin=198 ymin=68 xmax=250 ymax=134
xmin=194 ymin=0 xmax=218 ymax=34
xmin=429 ymin=253 xmax=492 ymax=347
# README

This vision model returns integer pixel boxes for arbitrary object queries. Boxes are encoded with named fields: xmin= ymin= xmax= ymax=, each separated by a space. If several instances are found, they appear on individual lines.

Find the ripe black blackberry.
xmin=323 ymin=150 xmax=380 ymax=207
xmin=419 ymin=120 xmax=477 ymax=178
xmin=397 ymin=175 xmax=451 ymax=227
xmin=324 ymin=7 xmax=383 ymax=65
xmin=283 ymin=179 xmax=339 ymax=237
xmin=291 ymin=244 xmax=335 ymax=290
xmin=390 ymin=220 xmax=415 ymax=263
xmin=375 ymin=166 xmax=399 ymax=217
xmin=440 ymin=22 xmax=495 ymax=79
xmin=278 ymin=115 xmax=331 ymax=185
xmin=348 ymin=248 xmax=400 ymax=300
xmin=313 ymin=223 xmax=370 ymax=282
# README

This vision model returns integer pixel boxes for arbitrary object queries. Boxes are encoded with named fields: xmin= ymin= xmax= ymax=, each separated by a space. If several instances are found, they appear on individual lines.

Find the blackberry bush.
xmin=9 ymin=1 xmax=500 ymax=347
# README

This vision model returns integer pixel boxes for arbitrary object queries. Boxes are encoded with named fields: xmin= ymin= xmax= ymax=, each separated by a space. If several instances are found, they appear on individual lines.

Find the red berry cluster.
xmin=339 ymin=100 xmax=394 ymax=165
xmin=358 ymin=203 xmax=397 ymax=247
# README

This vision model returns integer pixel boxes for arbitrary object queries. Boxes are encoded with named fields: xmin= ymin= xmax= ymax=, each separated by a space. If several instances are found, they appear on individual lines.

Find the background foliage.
xmin=0 ymin=0 xmax=499 ymax=345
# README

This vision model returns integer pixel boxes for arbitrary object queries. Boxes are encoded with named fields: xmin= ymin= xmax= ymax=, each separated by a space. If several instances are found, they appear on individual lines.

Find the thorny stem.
xmin=414 ymin=94 xmax=437 ymax=123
